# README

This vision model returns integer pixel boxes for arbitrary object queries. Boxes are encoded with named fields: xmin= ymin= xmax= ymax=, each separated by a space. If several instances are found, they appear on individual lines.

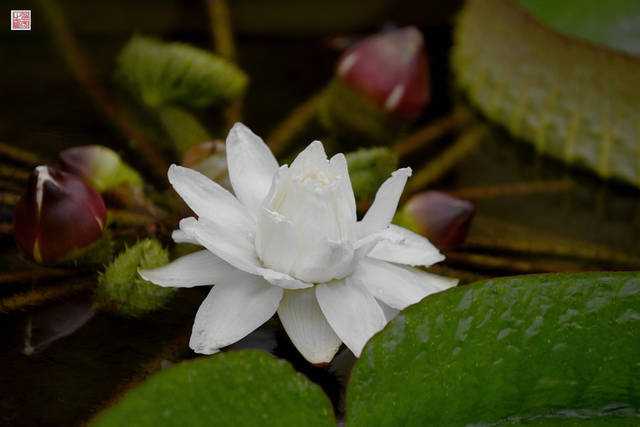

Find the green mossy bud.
xmin=346 ymin=147 xmax=398 ymax=201
xmin=96 ymin=239 xmax=174 ymax=317
xmin=116 ymin=35 xmax=248 ymax=109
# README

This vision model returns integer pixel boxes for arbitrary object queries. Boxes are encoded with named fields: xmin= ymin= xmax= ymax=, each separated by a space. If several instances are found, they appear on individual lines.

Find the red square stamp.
xmin=11 ymin=10 xmax=31 ymax=31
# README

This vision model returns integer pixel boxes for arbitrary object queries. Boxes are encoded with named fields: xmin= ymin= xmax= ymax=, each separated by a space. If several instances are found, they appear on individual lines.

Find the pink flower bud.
xmin=402 ymin=191 xmax=475 ymax=250
xmin=336 ymin=26 xmax=430 ymax=116
xmin=59 ymin=145 xmax=143 ymax=193
xmin=14 ymin=165 xmax=107 ymax=264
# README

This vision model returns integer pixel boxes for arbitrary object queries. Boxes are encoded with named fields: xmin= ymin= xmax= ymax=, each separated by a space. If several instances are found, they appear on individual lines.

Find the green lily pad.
xmin=347 ymin=272 xmax=640 ymax=426
xmin=516 ymin=0 xmax=640 ymax=56
xmin=452 ymin=0 xmax=640 ymax=187
xmin=91 ymin=351 xmax=335 ymax=427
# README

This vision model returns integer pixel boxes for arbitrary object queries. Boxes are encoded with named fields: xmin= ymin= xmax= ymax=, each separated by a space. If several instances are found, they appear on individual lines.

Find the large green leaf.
xmin=516 ymin=0 xmax=640 ymax=55
xmin=91 ymin=351 xmax=335 ymax=427
xmin=347 ymin=272 xmax=640 ymax=426
xmin=452 ymin=0 xmax=640 ymax=187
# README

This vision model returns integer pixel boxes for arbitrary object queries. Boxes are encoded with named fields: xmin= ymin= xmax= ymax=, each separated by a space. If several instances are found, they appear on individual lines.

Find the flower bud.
xmin=14 ymin=165 xmax=107 ymax=264
xmin=95 ymin=239 xmax=174 ymax=317
xmin=319 ymin=27 xmax=430 ymax=144
xmin=337 ymin=26 xmax=429 ymax=116
xmin=59 ymin=145 xmax=143 ymax=193
xmin=395 ymin=191 xmax=475 ymax=250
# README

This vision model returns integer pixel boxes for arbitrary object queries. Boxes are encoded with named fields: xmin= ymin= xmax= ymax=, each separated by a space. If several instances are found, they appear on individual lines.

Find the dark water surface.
xmin=1 ymin=1 xmax=639 ymax=425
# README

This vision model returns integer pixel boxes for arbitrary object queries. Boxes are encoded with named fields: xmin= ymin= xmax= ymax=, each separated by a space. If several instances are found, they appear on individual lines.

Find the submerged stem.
xmin=0 ymin=142 xmax=44 ymax=166
xmin=394 ymin=108 xmax=471 ymax=160
xmin=0 ymin=281 xmax=93 ymax=313
xmin=404 ymin=124 xmax=488 ymax=196
xmin=447 ymin=179 xmax=576 ymax=200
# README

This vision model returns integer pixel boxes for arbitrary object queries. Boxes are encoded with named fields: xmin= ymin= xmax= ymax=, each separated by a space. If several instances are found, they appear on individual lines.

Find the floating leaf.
xmin=517 ymin=0 xmax=640 ymax=55
xmin=91 ymin=351 xmax=335 ymax=427
xmin=346 ymin=147 xmax=398 ymax=201
xmin=452 ymin=0 xmax=640 ymax=187
xmin=95 ymin=239 xmax=174 ymax=317
xmin=348 ymin=272 xmax=640 ymax=425
xmin=116 ymin=35 xmax=248 ymax=109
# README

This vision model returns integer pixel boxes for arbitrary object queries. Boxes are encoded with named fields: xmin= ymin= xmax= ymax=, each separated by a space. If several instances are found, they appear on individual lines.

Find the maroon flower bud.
xmin=336 ymin=26 xmax=430 ymax=116
xmin=399 ymin=191 xmax=475 ymax=250
xmin=14 ymin=165 xmax=107 ymax=264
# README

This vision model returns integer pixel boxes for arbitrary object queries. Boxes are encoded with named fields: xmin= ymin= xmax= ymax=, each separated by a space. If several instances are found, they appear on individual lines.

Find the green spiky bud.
xmin=116 ymin=35 xmax=248 ymax=109
xmin=96 ymin=239 xmax=174 ymax=317
xmin=346 ymin=147 xmax=398 ymax=201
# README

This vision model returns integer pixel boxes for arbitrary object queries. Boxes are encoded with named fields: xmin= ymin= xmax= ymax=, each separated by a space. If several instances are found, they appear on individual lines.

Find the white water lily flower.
xmin=140 ymin=123 xmax=456 ymax=364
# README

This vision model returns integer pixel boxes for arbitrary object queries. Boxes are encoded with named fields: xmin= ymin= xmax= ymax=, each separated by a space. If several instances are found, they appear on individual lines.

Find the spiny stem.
xmin=404 ymin=124 xmax=488 ymax=196
xmin=0 ymin=179 xmax=24 ymax=193
xmin=0 ymin=142 xmax=44 ymax=166
xmin=0 ymin=192 xmax=20 ymax=206
xmin=444 ymin=252 xmax=581 ymax=274
xmin=107 ymin=210 xmax=158 ymax=228
xmin=468 ymin=215 xmax=640 ymax=267
xmin=0 ymin=268 xmax=87 ymax=285
xmin=206 ymin=0 xmax=236 ymax=62
xmin=0 ymin=281 xmax=93 ymax=313
xmin=205 ymin=0 xmax=242 ymax=133
xmin=267 ymin=88 xmax=327 ymax=157
xmin=37 ymin=0 xmax=171 ymax=184
xmin=464 ymin=235 xmax=640 ymax=267
xmin=447 ymin=179 xmax=576 ymax=200
xmin=0 ymin=165 xmax=29 ymax=182
xmin=394 ymin=108 xmax=471 ymax=160
xmin=0 ymin=223 xmax=13 ymax=235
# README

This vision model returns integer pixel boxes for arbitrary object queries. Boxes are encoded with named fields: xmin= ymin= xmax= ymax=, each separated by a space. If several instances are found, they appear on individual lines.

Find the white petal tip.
xmin=392 ymin=167 xmax=412 ymax=178
xmin=137 ymin=268 xmax=151 ymax=282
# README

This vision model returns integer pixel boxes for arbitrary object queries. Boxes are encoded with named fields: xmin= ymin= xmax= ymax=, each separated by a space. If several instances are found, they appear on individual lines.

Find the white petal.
xmin=168 ymin=164 xmax=254 ymax=233
xmin=358 ymin=168 xmax=412 ymax=238
xmin=278 ymin=289 xmax=342 ymax=364
xmin=292 ymin=238 xmax=355 ymax=284
xmin=377 ymin=299 xmax=400 ymax=322
xmin=353 ymin=258 xmax=457 ymax=310
xmin=328 ymin=153 xmax=357 ymax=241
xmin=184 ymin=218 xmax=312 ymax=290
xmin=226 ymin=123 xmax=279 ymax=216
xmin=258 ymin=268 xmax=313 ymax=290
xmin=189 ymin=276 xmax=283 ymax=354
xmin=139 ymin=250 xmax=240 ymax=288
xmin=182 ymin=217 xmax=258 ymax=275
xmin=316 ymin=277 xmax=387 ymax=357
xmin=255 ymin=208 xmax=299 ymax=275
xmin=366 ymin=224 xmax=445 ymax=267
xmin=289 ymin=140 xmax=328 ymax=171
xmin=171 ymin=229 xmax=199 ymax=245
